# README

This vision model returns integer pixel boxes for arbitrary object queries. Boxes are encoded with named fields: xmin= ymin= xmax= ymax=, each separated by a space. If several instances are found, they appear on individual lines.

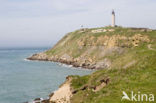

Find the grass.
xmin=70 ymin=42 xmax=156 ymax=103
xmin=44 ymin=26 xmax=156 ymax=103
xmin=71 ymin=61 xmax=156 ymax=103
xmin=45 ymin=26 xmax=156 ymax=58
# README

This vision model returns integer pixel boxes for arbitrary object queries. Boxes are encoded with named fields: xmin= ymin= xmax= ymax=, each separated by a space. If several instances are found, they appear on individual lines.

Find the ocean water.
xmin=0 ymin=48 xmax=92 ymax=103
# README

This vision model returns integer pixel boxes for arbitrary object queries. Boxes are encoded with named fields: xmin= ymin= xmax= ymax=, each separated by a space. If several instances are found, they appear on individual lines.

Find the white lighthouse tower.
xmin=112 ymin=10 xmax=115 ymax=27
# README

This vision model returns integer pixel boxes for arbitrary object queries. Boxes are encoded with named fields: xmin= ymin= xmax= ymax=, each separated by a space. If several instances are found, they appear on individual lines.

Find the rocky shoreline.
xmin=27 ymin=52 xmax=111 ymax=70
xmin=26 ymin=51 xmax=109 ymax=103
xmin=26 ymin=52 xmax=111 ymax=103
xmin=25 ymin=75 xmax=110 ymax=103
xmin=27 ymin=33 xmax=150 ymax=70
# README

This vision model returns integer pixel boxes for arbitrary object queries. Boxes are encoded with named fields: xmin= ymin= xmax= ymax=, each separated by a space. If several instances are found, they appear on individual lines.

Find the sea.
xmin=0 ymin=48 xmax=93 ymax=103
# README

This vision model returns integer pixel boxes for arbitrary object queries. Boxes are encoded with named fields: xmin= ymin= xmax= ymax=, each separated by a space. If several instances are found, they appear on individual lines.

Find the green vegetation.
xmin=45 ymin=26 xmax=156 ymax=103
xmin=70 ymin=43 xmax=156 ymax=103
xmin=45 ymin=27 xmax=155 ymax=61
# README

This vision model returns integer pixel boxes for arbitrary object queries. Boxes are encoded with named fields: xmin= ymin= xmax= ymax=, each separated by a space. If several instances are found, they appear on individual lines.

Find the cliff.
xmin=28 ymin=26 xmax=153 ymax=70
xmin=28 ymin=26 xmax=156 ymax=103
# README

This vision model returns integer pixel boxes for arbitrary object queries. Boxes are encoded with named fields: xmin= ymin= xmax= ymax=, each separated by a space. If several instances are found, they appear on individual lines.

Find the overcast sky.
xmin=0 ymin=0 xmax=156 ymax=48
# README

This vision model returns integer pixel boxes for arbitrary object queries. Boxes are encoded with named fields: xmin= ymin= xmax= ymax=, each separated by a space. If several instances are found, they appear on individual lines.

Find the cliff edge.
xmin=28 ymin=26 xmax=153 ymax=70
xmin=28 ymin=26 xmax=156 ymax=103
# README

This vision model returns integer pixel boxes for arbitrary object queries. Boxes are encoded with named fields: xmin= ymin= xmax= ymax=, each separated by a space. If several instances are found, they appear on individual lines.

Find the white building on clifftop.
xmin=112 ymin=10 xmax=115 ymax=27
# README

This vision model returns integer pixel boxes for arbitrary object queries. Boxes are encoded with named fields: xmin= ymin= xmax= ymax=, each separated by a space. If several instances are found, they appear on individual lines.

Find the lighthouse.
xmin=112 ymin=10 xmax=115 ymax=27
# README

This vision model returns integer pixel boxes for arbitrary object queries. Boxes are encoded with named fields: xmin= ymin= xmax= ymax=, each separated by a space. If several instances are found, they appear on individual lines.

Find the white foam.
xmin=23 ymin=58 xmax=30 ymax=61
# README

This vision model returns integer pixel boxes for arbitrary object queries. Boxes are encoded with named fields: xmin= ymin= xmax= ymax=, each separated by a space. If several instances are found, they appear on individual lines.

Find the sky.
xmin=0 ymin=0 xmax=156 ymax=48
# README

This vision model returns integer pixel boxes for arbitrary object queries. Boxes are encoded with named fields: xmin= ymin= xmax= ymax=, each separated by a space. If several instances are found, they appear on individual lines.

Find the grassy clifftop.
xmin=67 ymin=27 xmax=156 ymax=103
xmin=38 ymin=26 xmax=155 ymax=69
xmin=28 ymin=26 xmax=156 ymax=103
xmin=46 ymin=26 xmax=154 ymax=58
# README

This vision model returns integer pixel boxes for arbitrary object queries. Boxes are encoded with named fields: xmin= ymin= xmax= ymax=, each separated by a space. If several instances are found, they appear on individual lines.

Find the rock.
xmin=34 ymin=98 xmax=41 ymax=101
xmin=92 ymin=78 xmax=110 ymax=92
xmin=131 ymin=34 xmax=150 ymax=47
xmin=27 ymin=53 xmax=48 ymax=60
xmin=60 ymin=54 xmax=72 ymax=61
xmin=80 ymin=85 xmax=88 ymax=91
xmin=91 ymin=29 xmax=113 ymax=33
xmin=33 ymin=98 xmax=44 ymax=103
xmin=72 ymin=62 xmax=80 ymax=67
xmin=91 ymin=29 xmax=106 ymax=33
xmin=88 ymin=58 xmax=93 ymax=63
xmin=100 ymin=78 xmax=110 ymax=85
xmin=49 ymin=76 xmax=73 ymax=103
xmin=93 ymin=82 xmax=106 ymax=92
xmin=95 ymin=59 xmax=111 ymax=69
xmin=72 ymin=90 xmax=79 ymax=94
xmin=49 ymin=93 xmax=54 ymax=98
xmin=41 ymin=99 xmax=49 ymax=103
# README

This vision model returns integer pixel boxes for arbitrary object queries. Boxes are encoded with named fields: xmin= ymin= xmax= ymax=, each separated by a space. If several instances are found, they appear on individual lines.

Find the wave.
xmin=23 ymin=58 xmax=31 ymax=61
xmin=58 ymin=63 xmax=73 ymax=68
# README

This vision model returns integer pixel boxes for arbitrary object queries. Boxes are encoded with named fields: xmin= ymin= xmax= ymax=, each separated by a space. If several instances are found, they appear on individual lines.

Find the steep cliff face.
xmin=49 ymin=76 xmax=73 ymax=103
xmin=28 ymin=27 xmax=154 ymax=70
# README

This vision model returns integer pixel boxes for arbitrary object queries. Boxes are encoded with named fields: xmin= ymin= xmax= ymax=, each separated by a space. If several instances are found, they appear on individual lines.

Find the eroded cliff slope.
xmin=28 ymin=26 xmax=156 ymax=103
xmin=28 ymin=27 xmax=154 ymax=70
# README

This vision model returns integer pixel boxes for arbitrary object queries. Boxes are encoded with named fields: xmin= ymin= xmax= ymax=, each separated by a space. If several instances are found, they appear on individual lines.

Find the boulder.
xmin=41 ymin=99 xmax=49 ymax=103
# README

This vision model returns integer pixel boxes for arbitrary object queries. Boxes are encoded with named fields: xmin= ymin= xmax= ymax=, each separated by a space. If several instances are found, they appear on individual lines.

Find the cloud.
xmin=0 ymin=0 xmax=155 ymax=47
